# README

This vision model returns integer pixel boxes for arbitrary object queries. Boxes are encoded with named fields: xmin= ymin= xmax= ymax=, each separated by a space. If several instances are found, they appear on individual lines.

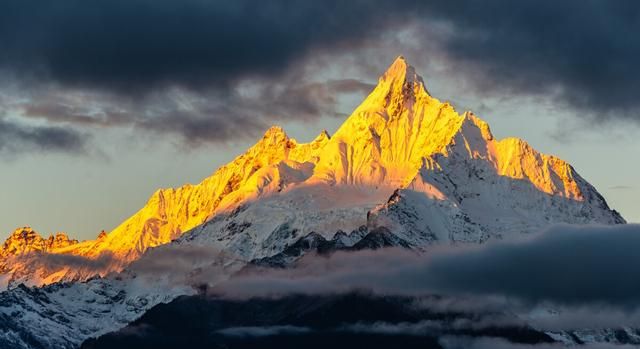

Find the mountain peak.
xmin=5 ymin=227 xmax=34 ymax=242
xmin=382 ymin=56 xmax=409 ymax=78
xmin=256 ymin=126 xmax=291 ymax=149
xmin=345 ymin=56 xmax=432 ymax=120
xmin=378 ymin=56 xmax=428 ymax=96
xmin=1 ymin=227 xmax=78 ymax=258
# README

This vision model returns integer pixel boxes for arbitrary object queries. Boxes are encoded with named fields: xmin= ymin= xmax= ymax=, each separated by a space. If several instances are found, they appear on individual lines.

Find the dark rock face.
xmin=81 ymin=292 xmax=555 ymax=349
xmin=250 ymin=226 xmax=412 ymax=268
xmin=350 ymin=226 xmax=412 ymax=250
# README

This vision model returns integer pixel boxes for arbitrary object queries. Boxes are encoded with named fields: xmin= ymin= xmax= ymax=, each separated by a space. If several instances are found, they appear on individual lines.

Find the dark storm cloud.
xmin=216 ymin=224 xmax=640 ymax=308
xmin=0 ymin=0 xmax=408 ymax=149
xmin=423 ymin=224 xmax=640 ymax=306
xmin=1 ymin=0 xmax=639 ymax=151
xmin=5 ymin=0 xmax=637 ymax=108
xmin=417 ymin=0 xmax=640 ymax=119
xmin=0 ymin=118 xmax=87 ymax=155
xmin=0 ymin=0 xmax=409 ymax=92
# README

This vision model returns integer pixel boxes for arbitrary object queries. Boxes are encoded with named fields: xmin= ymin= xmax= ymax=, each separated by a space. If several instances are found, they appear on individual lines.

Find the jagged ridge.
xmin=0 ymin=56 xmax=625 ymax=288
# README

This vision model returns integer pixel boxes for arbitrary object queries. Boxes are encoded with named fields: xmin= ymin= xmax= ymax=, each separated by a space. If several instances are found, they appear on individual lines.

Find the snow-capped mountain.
xmin=0 ymin=227 xmax=84 ymax=289
xmin=0 ymin=278 xmax=183 ymax=349
xmin=0 ymin=56 xmax=624 ymax=289
xmin=0 ymin=242 xmax=244 ymax=349
xmin=175 ymin=56 xmax=623 ymax=259
xmin=0 ymin=56 xmax=628 ymax=349
xmin=1 ymin=227 xmax=79 ymax=256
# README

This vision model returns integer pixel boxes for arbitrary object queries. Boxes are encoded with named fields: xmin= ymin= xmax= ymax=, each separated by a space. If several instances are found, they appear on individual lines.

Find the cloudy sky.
xmin=1 ymin=1 xmax=639 ymax=239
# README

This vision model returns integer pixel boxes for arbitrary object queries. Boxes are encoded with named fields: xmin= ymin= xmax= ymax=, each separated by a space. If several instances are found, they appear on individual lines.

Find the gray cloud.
xmin=7 ymin=251 xmax=116 ymax=278
xmin=14 ymin=76 xmax=370 ymax=146
xmin=0 ymin=118 xmax=87 ymax=156
xmin=130 ymin=245 xmax=229 ymax=275
xmin=127 ymin=244 xmax=244 ymax=288
xmin=37 ymin=251 xmax=115 ymax=270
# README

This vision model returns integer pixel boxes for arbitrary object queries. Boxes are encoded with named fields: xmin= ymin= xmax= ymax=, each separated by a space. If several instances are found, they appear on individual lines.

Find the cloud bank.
xmin=215 ymin=224 xmax=640 ymax=312
xmin=439 ymin=336 xmax=637 ymax=349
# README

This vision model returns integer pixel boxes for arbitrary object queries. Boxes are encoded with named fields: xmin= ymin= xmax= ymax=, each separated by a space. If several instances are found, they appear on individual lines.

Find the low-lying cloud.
xmin=127 ymin=244 xmax=245 ymax=289
xmin=439 ymin=336 xmax=637 ymax=349
xmin=216 ymin=325 xmax=311 ymax=338
xmin=214 ymin=224 xmax=640 ymax=309
xmin=425 ymin=224 xmax=640 ymax=307
xmin=5 ymin=251 xmax=117 ymax=281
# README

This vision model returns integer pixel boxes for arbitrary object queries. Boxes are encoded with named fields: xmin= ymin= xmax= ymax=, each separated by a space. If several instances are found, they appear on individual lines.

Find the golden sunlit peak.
xmin=380 ymin=56 xmax=426 ymax=89
xmin=1 ymin=226 xmax=78 ymax=258
xmin=362 ymin=56 xmax=432 ymax=111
